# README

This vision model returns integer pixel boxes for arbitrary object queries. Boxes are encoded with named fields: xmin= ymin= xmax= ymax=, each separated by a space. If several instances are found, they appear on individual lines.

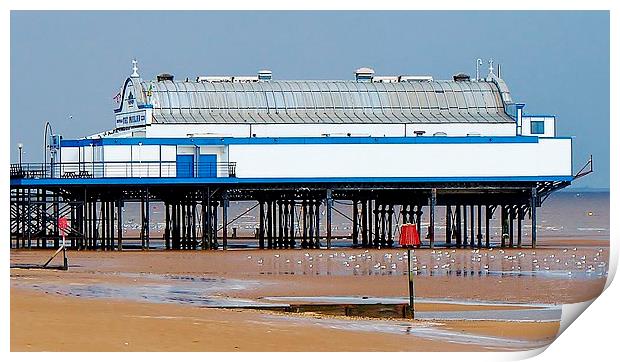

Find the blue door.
xmin=198 ymin=154 xmax=217 ymax=178
xmin=176 ymin=154 xmax=194 ymax=177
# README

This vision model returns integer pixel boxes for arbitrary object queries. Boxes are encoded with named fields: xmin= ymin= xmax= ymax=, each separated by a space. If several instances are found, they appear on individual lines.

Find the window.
xmin=531 ymin=121 xmax=545 ymax=134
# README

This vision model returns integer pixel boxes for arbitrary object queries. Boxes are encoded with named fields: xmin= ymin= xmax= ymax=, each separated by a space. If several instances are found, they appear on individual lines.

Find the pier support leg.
xmin=289 ymin=200 xmax=296 ymax=248
xmin=361 ymin=200 xmax=368 ymax=247
xmin=200 ymin=198 xmax=206 ymax=250
xmin=456 ymin=205 xmax=462 ymax=248
xmin=501 ymin=205 xmax=507 ymax=248
xmin=108 ymin=201 xmax=112 ymax=250
xmin=212 ymin=201 xmax=219 ymax=249
xmin=446 ymin=204 xmax=452 ymax=246
xmin=352 ymin=200 xmax=359 ymax=247
xmin=373 ymin=201 xmax=380 ymax=248
xmin=301 ymin=201 xmax=307 ymax=249
xmin=53 ymin=194 xmax=59 ymax=249
xmin=220 ymin=197 xmax=227 ymax=250
xmin=259 ymin=201 xmax=265 ymax=249
xmin=463 ymin=204 xmax=468 ymax=247
xmin=145 ymin=189 xmax=150 ymax=250
xmin=117 ymin=199 xmax=123 ymax=251
xmin=509 ymin=206 xmax=514 ymax=248
xmin=531 ymin=187 xmax=537 ymax=248
xmin=308 ymin=199 xmax=315 ymax=248
xmin=278 ymin=200 xmax=283 ymax=249
xmin=429 ymin=189 xmax=436 ymax=249
xmin=477 ymin=204 xmax=482 ymax=248
xmin=192 ymin=200 xmax=197 ymax=249
xmin=485 ymin=205 xmax=493 ymax=248
xmin=267 ymin=200 xmax=273 ymax=249
xmin=326 ymin=190 xmax=332 ymax=249
xmin=517 ymin=206 xmax=523 ymax=248
xmin=415 ymin=205 xmax=422 ymax=245
xmin=315 ymin=200 xmax=321 ymax=249
xmin=387 ymin=204 xmax=394 ymax=247
xmin=470 ymin=204 xmax=475 ymax=248
xmin=282 ymin=201 xmax=289 ymax=248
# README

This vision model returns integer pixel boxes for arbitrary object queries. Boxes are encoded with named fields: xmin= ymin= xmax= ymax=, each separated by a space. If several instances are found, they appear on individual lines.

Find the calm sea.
xmin=120 ymin=191 xmax=609 ymax=246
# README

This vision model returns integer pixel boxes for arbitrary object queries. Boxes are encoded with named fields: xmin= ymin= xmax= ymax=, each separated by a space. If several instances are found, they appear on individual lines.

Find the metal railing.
xmin=10 ymin=161 xmax=237 ymax=179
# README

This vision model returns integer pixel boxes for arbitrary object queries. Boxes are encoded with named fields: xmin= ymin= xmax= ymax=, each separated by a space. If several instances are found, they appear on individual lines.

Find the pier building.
xmin=10 ymin=60 xmax=591 ymax=250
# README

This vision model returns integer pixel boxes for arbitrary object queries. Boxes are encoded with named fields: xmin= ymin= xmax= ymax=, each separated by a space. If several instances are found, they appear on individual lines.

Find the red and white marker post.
xmin=41 ymin=216 xmax=69 ymax=270
xmin=400 ymin=223 xmax=420 ymax=318
xmin=59 ymin=217 xmax=68 ymax=270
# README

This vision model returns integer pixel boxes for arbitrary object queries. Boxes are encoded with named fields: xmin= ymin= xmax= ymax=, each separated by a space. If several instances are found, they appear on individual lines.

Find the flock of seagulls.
xmin=245 ymin=247 xmax=607 ymax=277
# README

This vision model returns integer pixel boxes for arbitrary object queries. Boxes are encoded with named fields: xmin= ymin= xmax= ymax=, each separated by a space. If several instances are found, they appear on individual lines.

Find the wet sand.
xmin=10 ymin=240 xmax=608 ymax=351
xmin=12 ymin=289 xmax=483 ymax=352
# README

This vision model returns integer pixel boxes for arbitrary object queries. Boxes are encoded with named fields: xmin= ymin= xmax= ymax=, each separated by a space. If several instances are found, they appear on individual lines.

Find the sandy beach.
xmin=10 ymin=239 xmax=608 ymax=352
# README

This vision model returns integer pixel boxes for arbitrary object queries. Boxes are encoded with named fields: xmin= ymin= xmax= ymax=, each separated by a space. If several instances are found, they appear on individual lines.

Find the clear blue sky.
xmin=10 ymin=11 xmax=610 ymax=189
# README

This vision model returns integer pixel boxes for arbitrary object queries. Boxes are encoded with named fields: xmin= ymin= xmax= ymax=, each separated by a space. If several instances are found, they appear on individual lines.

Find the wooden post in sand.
xmin=400 ymin=223 xmax=419 ymax=319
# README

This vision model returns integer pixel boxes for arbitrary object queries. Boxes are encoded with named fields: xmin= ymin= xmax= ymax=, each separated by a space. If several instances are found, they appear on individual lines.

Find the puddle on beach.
xmin=14 ymin=271 xmax=561 ymax=323
xmin=16 ymin=274 xmax=278 ymax=308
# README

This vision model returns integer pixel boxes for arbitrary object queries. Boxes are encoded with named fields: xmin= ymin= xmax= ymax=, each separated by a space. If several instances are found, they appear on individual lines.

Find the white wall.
xmin=228 ymin=138 xmax=572 ymax=179
xmin=97 ymin=144 xmax=177 ymax=177
xmin=521 ymin=116 xmax=555 ymax=138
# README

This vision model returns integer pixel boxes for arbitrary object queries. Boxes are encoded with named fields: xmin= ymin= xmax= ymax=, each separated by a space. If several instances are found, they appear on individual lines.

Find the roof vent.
xmin=258 ymin=69 xmax=272 ymax=81
xmin=372 ymin=76 xmax=398 ymax=83
xmin=197 ymin=76 xmax=233 ymax=83
xmin=453 ymin=73 xmax=471 ymax=82
xmin=355 ymin=67 xmax=375 ymax=81
xmin=157 ymin=73 xmax=174 ymax=82
xmin=233 ymin=76 xmax=259 ymax=83
xmin=399 ymin=75 xmax=433 ymax=82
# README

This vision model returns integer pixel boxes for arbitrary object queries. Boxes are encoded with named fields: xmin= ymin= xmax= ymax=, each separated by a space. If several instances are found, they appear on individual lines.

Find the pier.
xmin=11 ymin=163 xmax=572 ymax=250
xmin=9 ymin=62 xmax=589 ymax=251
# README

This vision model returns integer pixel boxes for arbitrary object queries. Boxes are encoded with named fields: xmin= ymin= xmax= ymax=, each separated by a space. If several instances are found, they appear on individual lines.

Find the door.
xmin=198 ymin=154 xmax=217 ymax=178
xmin=176 ymin=154 xmax=194 ymax=177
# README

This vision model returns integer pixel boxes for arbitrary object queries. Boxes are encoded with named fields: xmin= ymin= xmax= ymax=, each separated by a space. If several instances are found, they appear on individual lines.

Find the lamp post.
xmin=17 ymin=143 xmax=23 ymax=167
xmin=44 ymin=122 xmax=53 ymax=177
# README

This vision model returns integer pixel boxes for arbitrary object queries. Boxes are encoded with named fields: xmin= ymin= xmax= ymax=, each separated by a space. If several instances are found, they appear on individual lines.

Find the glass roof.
xmin=142 ymin=79 xmax=512 ymax=124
